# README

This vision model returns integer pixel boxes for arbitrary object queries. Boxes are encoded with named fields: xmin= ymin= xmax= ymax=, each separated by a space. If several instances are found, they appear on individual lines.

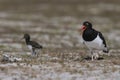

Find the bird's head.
xmin=80 ymin=21 xmax=92 ymax=31
xmin=23 ymin=33 xmax=30 ymax=41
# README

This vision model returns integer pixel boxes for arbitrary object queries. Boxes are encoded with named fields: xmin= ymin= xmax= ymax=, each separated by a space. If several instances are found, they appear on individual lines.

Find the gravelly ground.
xmin=0 ymin=0 xmax=119 ymax=80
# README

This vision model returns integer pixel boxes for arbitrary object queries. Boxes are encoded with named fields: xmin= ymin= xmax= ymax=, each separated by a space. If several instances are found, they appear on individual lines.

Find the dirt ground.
xmin=0 ymin=0 xmax=119 ymax=80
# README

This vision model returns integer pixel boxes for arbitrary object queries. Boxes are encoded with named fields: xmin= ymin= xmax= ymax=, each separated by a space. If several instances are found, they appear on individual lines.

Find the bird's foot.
xmin=91 ymin=52 xmax=99 ymax=61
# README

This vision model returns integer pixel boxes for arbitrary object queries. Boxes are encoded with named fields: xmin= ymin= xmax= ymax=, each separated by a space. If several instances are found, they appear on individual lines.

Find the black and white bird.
xmin=80 ymin=21 xmax=109 ymax=61
xmin=23 ymin=34 xmax=43 ymax=56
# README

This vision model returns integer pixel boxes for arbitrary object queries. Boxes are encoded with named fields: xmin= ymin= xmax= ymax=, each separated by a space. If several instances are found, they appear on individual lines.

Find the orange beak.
xmin=78 ymin=25 xmax=86 ymax=31
xmin=78 ymin=25 xmax=86 ymax=35
xmin=80 ymin=25 xmax=86 ymax=31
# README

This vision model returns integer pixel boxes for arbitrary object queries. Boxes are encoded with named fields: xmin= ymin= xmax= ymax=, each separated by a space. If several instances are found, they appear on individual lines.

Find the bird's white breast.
xmin=27 ymin=45 xmax=32 ymax=50
xmin=83 ymin=35 xmax=104 ymax=50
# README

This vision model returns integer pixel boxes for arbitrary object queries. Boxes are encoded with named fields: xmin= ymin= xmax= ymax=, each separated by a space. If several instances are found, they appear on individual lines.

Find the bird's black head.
xmin=83 ymin=21 xmax=92 ymax=29
xmin=23 ymin=34 xmax=30 ymax=41
xmin=80 ymin=21 xmax=92 ymax=31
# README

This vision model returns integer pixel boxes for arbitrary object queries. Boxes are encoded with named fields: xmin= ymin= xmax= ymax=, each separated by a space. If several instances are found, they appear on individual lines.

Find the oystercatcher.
xmin=80 ymin=21 xmax=109 ymax=61
xmin=23 ymin=34 xmax=43 ymax=56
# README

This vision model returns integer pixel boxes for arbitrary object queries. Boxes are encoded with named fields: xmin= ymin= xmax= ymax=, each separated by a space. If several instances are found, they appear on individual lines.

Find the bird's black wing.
xmin=98 ymin=32 xmax=107 ymax=47
xmin=29 ymin=41 xmax=43 ymax=49
xmin=83 ymin=29 xmax=98 ymax=41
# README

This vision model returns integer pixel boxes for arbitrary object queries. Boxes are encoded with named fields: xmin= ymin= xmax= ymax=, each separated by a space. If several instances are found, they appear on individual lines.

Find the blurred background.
xmin=0 ymin=0 xmax=119 ymax=52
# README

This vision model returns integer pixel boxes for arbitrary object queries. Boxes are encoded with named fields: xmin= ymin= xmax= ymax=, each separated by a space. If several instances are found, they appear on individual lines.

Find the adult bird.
xmin=79 ymin=21 xmax=109 ymax=61
xmin=23 ymin=34 xmax=43 ymax=56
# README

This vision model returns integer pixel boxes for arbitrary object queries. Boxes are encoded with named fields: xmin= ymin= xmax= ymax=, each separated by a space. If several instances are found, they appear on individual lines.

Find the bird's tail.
xmin=103 ymin=47 xmax=109 ymax=53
